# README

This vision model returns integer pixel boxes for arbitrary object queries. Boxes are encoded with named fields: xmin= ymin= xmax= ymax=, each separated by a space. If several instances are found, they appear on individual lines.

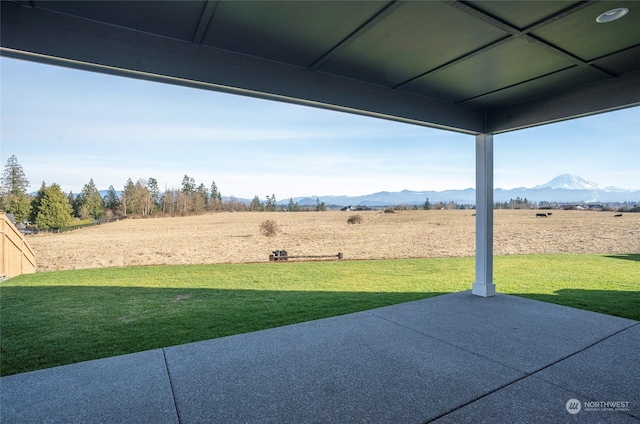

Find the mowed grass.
xmin=1 ymin=254 xmax=638 ymax=376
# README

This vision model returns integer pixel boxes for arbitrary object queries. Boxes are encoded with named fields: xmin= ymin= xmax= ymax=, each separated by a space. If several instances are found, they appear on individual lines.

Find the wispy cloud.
xmin=2 ymin=57 xmax=638 ymax=198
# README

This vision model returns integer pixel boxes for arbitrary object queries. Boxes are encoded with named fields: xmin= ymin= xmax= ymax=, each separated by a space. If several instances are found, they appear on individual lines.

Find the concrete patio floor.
xmin=1 ymin=291 xmax=638 ymax=423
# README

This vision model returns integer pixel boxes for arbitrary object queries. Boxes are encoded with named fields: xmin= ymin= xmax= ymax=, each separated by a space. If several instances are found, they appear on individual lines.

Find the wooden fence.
xmin=1 ymin=213 xmax=36 ymax=278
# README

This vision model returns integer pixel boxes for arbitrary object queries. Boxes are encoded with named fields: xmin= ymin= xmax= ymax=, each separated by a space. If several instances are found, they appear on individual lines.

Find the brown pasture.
xmin=26 ymin=210 xmax=640 ymax=272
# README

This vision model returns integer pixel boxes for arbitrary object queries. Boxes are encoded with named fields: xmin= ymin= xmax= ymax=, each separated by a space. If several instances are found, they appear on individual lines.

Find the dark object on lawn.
xmin=614 ymin=213 xmax=623 ymax=217
xmin=269 ymin=251 xmax=343 ymax=261
xmin=270 ymin=250 xmax=288 ymax=261
xmin=536 ymin=213 xmax=548 ymax=218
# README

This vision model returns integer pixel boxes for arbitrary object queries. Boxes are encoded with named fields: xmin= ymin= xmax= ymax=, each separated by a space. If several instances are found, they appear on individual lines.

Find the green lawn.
xmin=1 ymin=254 xmax=638 ymax=376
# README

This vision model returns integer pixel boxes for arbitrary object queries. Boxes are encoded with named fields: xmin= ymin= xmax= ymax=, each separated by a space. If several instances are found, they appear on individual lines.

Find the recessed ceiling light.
xmin=596 ymin=7 xmax=629 ymax=23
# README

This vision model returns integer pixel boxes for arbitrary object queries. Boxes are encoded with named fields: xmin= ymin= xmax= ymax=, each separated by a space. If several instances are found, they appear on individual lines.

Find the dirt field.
xmin=26 ymin=210 xmax=640 ymax=272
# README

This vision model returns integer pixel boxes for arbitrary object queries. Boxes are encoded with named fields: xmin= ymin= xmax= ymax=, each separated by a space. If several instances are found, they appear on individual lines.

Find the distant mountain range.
xmin=278 ymin=174 xmax=640 ymax=207
xmin=86 ymin=174 xmax=637 ymax=207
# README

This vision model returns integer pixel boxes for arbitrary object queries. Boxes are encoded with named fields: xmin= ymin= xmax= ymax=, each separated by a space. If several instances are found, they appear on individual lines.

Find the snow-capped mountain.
xmin=534 ymin=174 xmax=605 ymax=191
xmin=278 ymin=174 xmax=639 ymax=207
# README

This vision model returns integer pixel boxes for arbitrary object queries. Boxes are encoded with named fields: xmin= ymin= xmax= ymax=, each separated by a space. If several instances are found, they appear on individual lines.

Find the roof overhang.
xmin=1 ymin=0 xmax=639 ymax=135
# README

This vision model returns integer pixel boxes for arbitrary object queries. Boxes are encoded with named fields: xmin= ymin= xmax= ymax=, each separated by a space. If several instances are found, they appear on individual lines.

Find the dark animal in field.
xmin=547 ymin=212 xmax=552 ymax=216
xmin=614 ymin=213 xmax=623 ymax=217
xmin=536 ymin=213 xmax=548 ymax=218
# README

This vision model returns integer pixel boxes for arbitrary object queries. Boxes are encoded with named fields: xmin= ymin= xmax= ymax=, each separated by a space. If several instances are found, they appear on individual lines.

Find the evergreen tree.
xmin=30 ymin=182 xmax=47 ymax=223
xmin=178 ymin=175 xmax=196 ymax=214
xmin=181 ymin=175 xmax=195 ymax=195
xmin=194 ymin=183 xmax=209 ymax=212
xmin=147 ymin=178 xmax=159 ymax=209
xmin=73 ymin=194 xmax=82 ymax=217
xmin=423 ymin=197 xmax=431 ymax=210
xmin=78 ymin=178 xmax=104 ymax=219
xmin=265 ymin=194 xmax=277 ymax=212
xmin=0 ymin=155 xmax=32 ymax=222
xmin=34 ymin=183 xmax=73 ymax=229
xmin=67 ymin=191 xmax=78 ymax=217
xmin=210 ymin=180 xmax=222 ymax=210
xmin=250 ymin=195 xmax=262 ymax=211
xmin=210 ymin=180 xmax=219 ymax=201
xmin=288 ymin=198 xmax=300 ymax=212
xmin=1 ymin=155 xmax=30 ymax=195
xmin=104 ymin=185 xmax=120 ymax=214
xmin=315 ymin=197 xmax=326 ymax=212
xmin=122 ymin=178 xmax=135 ymax=216
xmin=5 ymin=193 xmax=33 ymax=222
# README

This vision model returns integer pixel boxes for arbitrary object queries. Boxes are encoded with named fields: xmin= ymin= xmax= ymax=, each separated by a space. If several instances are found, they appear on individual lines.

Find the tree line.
xmin=0 ymin=155 xmax=227 ymax=228
xmin=0 ymin=155 xmax=553 ymax=231
xmin=96 ymin=175 xmax=224 ymax=218
xmin=0 ymin=155 xmax=332 ymax=229
xmin=494 ymin=197 xmax=535 ymax=209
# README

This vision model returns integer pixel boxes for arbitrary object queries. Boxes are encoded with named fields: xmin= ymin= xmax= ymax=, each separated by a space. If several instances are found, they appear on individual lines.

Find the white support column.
xmin=473 ymin=134 xmax=496 ymax=297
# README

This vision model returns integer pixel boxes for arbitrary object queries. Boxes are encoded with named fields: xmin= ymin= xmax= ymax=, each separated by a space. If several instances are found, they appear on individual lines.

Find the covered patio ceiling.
xmin=1 ymin=0 xmax=639 ymax=134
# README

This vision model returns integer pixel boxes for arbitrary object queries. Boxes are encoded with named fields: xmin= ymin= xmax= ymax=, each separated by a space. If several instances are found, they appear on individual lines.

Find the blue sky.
xmin=1 ymin=57 xmax=638 ymax=199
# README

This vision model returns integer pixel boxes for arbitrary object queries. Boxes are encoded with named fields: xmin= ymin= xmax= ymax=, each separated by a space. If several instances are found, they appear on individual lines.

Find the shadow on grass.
xmin=5 ymin=284 xmax=638 ymax=377
xmin=0 ymin=286 xmax=443 ymax=376
xmin=513 ymin=289 xmax=640 ymax=322
xmin=603 ymin=254 xmax=640 ymax=262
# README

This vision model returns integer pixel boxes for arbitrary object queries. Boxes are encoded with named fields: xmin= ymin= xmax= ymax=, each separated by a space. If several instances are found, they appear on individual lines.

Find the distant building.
xmin=340 ymin=205 xmax=371 ymax=211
